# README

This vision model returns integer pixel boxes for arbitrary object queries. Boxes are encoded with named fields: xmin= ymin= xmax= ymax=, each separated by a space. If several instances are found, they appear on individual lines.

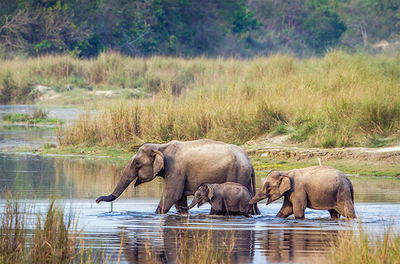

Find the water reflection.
xmin=257 ymin=225 xmax=339 ymax=263
xmin=119 ymin=215 xmax=255 ymax=264
xmin=1 ymin=153 xmax=400 ymax=203
xmin=0 ymin=153 xmax=164 ymax=199
xmin=102 ymin=215 xmax=347 ymax=264
xmin=1 ymin=153 xmax=400 ymax=263
xmin=0 ymin=126 xmax=57 ymax=150
xmin=0 ymin=105 xmax=83 ymax=150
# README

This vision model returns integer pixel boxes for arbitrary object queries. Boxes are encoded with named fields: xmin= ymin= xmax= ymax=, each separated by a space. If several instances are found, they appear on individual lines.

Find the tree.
xmin=301 ymin=0 xmax=346 ymax=53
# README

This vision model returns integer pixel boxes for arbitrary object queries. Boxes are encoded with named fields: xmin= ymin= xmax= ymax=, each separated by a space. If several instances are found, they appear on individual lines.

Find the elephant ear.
xmin=279 ymin=174 xmax=291 ymax=195
xmin=207 ymin=185 xmax=215 ymax=201
xmin=152 ymin=150 xmax=164 ymax=177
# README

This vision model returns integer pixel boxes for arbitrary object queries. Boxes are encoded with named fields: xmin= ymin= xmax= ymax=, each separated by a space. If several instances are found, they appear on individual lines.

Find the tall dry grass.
xmin=0 ymin=199 xmax=104 ymax=264
xmin=1 ymin=51 xmax=399 ymax=147
xmin=325 ymin=225 xmax=400 ymax=264
xmin=60 ymin=51 xmax=400 ymax=147
xmin=144 ymin=229 xmax=234 ymax=264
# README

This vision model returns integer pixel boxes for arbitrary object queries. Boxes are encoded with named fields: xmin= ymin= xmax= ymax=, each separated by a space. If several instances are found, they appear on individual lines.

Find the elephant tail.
xmin=250 ymin=167 xmax=256 ymax=195
xmin=250 ymin=167 xmax=261 ymax=215
xmin=350 ymin=180 xmax=354 ymax=203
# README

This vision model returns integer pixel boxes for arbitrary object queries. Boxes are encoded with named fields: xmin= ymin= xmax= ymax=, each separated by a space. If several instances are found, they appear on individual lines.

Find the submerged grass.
xmin=325 ymin=225 xmax=400 ymax=264
xmin=0 ymin=198 xmax=104 ymax=264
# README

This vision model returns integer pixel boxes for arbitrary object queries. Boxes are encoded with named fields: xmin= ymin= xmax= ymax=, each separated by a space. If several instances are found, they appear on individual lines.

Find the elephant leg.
xmin=156 ymin=197 xmax=175 ymax=214
xmin=156 ymin=178 xmax=184 ymax=214
xmin=276 ymin=197 xmax=293 ymax=218
xmin=328 ymin=209 xmax=341 ymax=219
xmin=292 ymin=192 xmax=307 ymax=219
xmin=174 ymin=196 xmax=188 ymax=214
xmin=337 ymin=201 xmax=356 ymax=218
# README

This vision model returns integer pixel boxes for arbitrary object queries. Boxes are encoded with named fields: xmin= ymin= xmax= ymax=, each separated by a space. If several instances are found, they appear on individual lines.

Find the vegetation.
xmin=326 ymin=225 xmax=400 ymax=264
xmin=0 ymin=198 xmax=233 ymax=264
xmin=0 ymin=0 xmax=398 ymax=58
xmin=0 ymin=199 xmax=104 ymax=264
xmin=2 ymin=109 xmax=61 ymax=125
xmin=145 ymin=229 xmax=234 ymax=264
xmin=46 ymin=51 xmax=400 ymax=148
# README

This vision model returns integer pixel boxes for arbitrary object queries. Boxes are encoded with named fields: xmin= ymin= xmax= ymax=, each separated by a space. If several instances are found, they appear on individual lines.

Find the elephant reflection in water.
xmin=258 ymin=224 xmax=340 ymax=263
xmin=118 ymin=215 xmax=255 ymax=264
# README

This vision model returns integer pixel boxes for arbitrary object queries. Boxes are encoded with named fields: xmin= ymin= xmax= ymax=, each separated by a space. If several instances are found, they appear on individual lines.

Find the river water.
xmin=0 ymin=105 xmax=399 ymax=264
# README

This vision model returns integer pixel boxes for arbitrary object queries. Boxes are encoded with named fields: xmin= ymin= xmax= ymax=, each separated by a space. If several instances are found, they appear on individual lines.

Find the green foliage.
xmin=273 ymin=123 xmax=290 ymax=136
xmin=302 ymin=0 xmax=346 ymax=53
xmin=2 ymin=110 xmax=61 ymax=125
xmin=0 ymin=0 xmax=397 ymax=57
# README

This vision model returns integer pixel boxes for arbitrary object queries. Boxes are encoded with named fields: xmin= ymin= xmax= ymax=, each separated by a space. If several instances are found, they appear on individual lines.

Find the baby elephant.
xmin=249 ymin=166 xmax=356 ymax=219
xmin=189 ymin=182 xmax=252 ymax=217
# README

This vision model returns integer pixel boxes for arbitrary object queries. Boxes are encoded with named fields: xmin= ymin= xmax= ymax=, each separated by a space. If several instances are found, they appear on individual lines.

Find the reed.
xmin=0 ymin=199 xmax=104 ymax=264
xmin=144 ymin=229 xmax=234 ymax=264
xmin=1 ymin=51 xmax=399 ymax=147
xmin=60 ymin=51 xmax=399 ymax=147
xmin=325 ymin=225 xmax=400 ymax=264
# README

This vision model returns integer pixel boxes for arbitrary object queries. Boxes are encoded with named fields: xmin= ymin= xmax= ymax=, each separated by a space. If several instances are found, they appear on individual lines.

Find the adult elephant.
xmin=96 ymin=139 xmax=260 ymax=215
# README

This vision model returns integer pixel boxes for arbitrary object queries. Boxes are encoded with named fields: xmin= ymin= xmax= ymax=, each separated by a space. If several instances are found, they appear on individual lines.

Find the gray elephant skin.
xmin=189 ymin=182 xmax=252 ymax=216
xmin=96 ymin=139 xmax=259 ymax=214
xmin=249 ymin=166 xmax=356 ymax=219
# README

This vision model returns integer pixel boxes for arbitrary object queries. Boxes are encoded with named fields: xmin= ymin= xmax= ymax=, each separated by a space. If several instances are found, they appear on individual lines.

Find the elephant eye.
xmin=135 ymin=161 xmax=142 ymax=168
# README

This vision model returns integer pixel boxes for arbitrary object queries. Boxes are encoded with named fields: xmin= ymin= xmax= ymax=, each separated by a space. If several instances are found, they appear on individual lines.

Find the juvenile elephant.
xmin=249 ymin=166 xmax=356 ymax=219
xmin=189 ymin=182 xmax=252 ymax=216
xmin=96 ymin=139 xmax=259 ymax=215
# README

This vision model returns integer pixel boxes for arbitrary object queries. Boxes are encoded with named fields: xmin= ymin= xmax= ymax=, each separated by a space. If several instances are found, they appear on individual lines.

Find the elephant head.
xmin=249 ymin=171 xmax=291 ymax=205
xmin=189 ymin=184 xmax=214 ymax=209
xmin=96 ymin=144 xmax=164 ymax=203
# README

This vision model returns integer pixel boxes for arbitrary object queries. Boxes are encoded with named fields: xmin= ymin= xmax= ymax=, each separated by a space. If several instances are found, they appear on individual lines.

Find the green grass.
xmin=251 ymin=156 xmax=400 ymax=177
xmin=2 ymin=110 xmax=62 ymax=125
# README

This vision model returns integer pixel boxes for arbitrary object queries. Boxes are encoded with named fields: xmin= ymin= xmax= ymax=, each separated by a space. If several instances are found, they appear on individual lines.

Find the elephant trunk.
xmin=96 ymin=159 xmax=137 ymax=203
xmin=189 ymin=198 xmax=199 ymax=209
xmin=249 ymin=192 xmax=267 ymax=205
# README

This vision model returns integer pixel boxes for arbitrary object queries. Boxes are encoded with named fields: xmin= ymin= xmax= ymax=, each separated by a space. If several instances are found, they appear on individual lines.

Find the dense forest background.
xmin=0 ymin=0 xmax=399 ymax=58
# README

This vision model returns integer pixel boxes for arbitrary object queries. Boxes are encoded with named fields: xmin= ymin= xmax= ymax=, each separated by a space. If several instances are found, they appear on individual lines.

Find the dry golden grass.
xmin=1 ymin=51 xmax=399 ymax=147
xmin=325 ymin=225 xmax=400 ymax=264
xmin=0 ymin=199 xmax=104 ymax=264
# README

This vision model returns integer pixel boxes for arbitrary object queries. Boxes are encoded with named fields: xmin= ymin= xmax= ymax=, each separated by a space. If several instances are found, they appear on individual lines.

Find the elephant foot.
xmin=329 ymin=209 xmax=341 ymax=219
xmin=155 ymin=206 xmax=169 ymax=214
xmin=176 ymin=207 xmax=189 ymax=214
xmin=276 ymin=212 xmax=291 ymax=218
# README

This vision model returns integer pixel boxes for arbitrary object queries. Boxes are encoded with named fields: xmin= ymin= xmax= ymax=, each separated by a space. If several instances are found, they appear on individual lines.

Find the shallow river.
xmin=1 ymin=152 xmax=399 ymax=264
xmin=0 ymin=105 xmax=399 ymax=263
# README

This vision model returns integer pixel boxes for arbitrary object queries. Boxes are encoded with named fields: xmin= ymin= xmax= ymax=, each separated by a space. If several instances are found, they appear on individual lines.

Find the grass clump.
xmin=144 ymin=229 xmax=234 ymax=264
xmin=0 ymin=198 xmax=103 ymax=264
xmin=326 ymin=225 xmax=400 ymax=264
xmin=2 ymin=110 xmax=61 ymax=125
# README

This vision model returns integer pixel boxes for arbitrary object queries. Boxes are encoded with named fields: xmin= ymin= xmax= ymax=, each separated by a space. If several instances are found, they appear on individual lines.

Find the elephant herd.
xmin=96 ymin=139 xmax=356 ymax=219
